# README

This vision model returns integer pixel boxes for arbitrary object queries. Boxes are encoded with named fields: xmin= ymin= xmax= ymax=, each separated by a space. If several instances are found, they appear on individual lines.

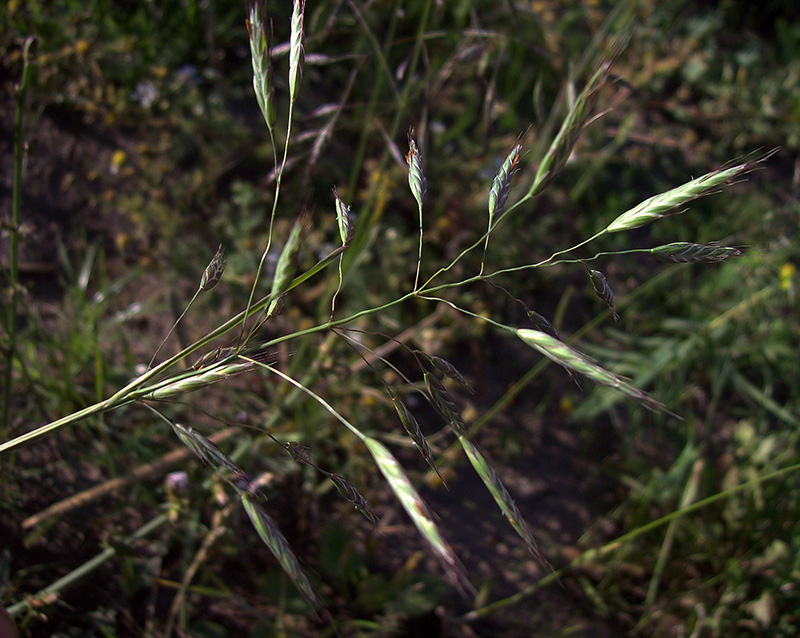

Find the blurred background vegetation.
xmin=1 ymin=0 xmax=799 ymax=636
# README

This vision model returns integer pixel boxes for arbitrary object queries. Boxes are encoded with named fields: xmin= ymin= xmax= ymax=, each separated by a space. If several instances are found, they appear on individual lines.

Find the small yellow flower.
xmin=779 ymin=262 xmax=795 ymax=291
xmin=110 ymin=149 xmax=127 ymax=175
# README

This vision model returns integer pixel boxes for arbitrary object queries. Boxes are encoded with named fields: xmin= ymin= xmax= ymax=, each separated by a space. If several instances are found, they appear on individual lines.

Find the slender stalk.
xmin=463 ymin=460 xmax=800 ymax=621
xmin=2 ymin=37 xmax=35 ymax=433
xmin=7 ymin=513 xmax=170 ymax=618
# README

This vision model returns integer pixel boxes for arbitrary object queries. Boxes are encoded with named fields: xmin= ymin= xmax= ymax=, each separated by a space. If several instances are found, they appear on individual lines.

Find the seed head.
xmin=406 ymin=129 xmax=427 ymax=208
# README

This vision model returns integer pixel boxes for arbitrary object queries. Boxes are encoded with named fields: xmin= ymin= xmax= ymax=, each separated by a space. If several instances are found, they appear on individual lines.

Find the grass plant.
xmin=2 ymin=1 xmax=798 ymax=635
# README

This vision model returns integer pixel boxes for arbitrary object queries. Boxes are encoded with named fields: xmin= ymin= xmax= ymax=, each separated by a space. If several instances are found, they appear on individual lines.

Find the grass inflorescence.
xmin=2 ymin=2 xmax=796 ymax=636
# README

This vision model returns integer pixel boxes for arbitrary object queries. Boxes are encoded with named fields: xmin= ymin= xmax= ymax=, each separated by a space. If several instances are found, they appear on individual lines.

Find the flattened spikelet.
xmin=286 ymin=441 xmax=311 ymax=464
xmin=362 ymin=437 xmax=474 ymax=596
xmin=170 ymin=422 xmax=255 ymax=493
xmin=246 ymin=1 xmax=275 ymax=131
xmin=584 ymin=263 xmax=619 ymax=320
xmin=458 ymin=435 xmax=549 ymax=569
xmin=526 ymin=309 xmax=559 ymax=340
xmin=333 ymin=188 xmax=354 ymax=247
xmin=517 ymin=328 xmax=674 ymax=415
xmin=651 ymin=242 xmax=743 ymax=263
xmin=242 ymin=494 xmax=322 ymax=611
xmin=406 ymin=130 xmax=427 ymax=208
xmin=268 ymin=213 xmax=308 ymax=316
xmin=329 ymin=473 xmax=379 ymax=524
xmin=605 ymin=162 xmax=753 ymax=233
xmin=415 ymin=351 xmax=473 ymax=392
xmin=146 ymin=359 xmax=255 ymax=400
xmin=488 ymin=143 xmax=521 ymax=221
xmin=200 ymin=244 xmax=226 ymax=291
xmin=425 ymin=373 xmax=467 ymax=435
xmin=531 ymin=58 xmax=615 ymax=196
xmin=392 ymin=397 xmax=445 ymax=484
xmin=288 ymin=0 xmax=306 ymax=103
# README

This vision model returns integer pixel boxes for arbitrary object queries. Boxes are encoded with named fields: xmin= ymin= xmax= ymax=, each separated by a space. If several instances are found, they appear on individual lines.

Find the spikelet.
xmin=425 ymin=373 xmax=467 ymax=435
xmin=583 ymin=263 xmax=619 ymax=320
xmin=329 ymin=473 xmax=379 ymax=524
xmin=488 ymin=143 xmax=521 ymax=223
xmin=517 ymin=328 xmax=675 ymax=415
xmin=415 ymin=351 xmax=473 ymax=393
xmin=267 ymin=213 xmax=308 ymax=317
xmin=200 ymin=244 xmax=226 ymax=292
xmin=146 ymin=360 xmax=255 ymax=400
xmin=392 ymin=397 xmax=446 ymax=484
xmin=406 ymin=129 xmax=427 ymax=209
xmin=530 ymin=58 xmax=615 ymax=196
xmin=169 ymin=422 xmax=257 ymax=494
xmin=288 ymin=0 xmax=306 ymax=103
xmin=245 ymin=1 xmax=276 ymax=132
xmin=333 ymin=188 xmax=354 ymax=247
xmin=526 ymin=309 xmax=560 ymax=340
xmin=362 ymin=436 xmax=474 ymax=597
xmin=651 ymin=242 xmax=743 ymax=263
xmin=457 ymin=435 xmax=549 ymax=568
xmin=192 ymin=346 xmax=234 ymax=370
xmin=286 ymin=441 xmax=311 ymax=464
xmin=605 ymin=161 xmax=754 ymax=233
xmin=242 ymin=494 xmax=322 ymax=611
